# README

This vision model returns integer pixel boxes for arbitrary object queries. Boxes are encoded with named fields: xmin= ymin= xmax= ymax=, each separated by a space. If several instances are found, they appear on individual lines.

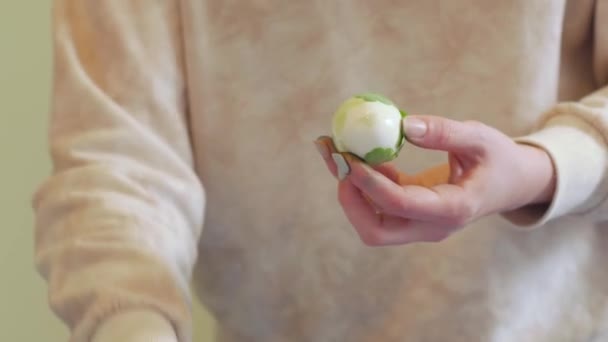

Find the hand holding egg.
xmin=314 ymin=93 xmax=556 ymax=246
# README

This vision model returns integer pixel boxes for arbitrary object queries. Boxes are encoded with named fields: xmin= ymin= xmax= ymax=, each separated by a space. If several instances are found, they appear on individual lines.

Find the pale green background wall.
xmin=0 ymin=2 xmax=215 ymax=341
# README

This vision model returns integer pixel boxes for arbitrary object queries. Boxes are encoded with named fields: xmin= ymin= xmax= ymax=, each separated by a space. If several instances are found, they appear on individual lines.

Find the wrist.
xmin=92 ymin=310 xmax=178 ymax=342
xmin=516 ymin=143 xmax=556 ymax=206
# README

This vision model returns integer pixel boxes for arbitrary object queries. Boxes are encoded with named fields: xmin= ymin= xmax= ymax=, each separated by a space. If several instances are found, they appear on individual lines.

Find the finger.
xmin=363 ymin=162 xmax=420 ymax=213
xmin=315 ymin=135 xmax=416 ymax=185
xmin=340 ymin=153 xmax=474 ymax=222
xmin=338 ymin=180 xmax=453 ymax=246
xmin=364 ymin=222 xmax=454 ymax=246
xmin=371 ymin=163 xmax=400 ymax=183
xmin=363 ymin=163 xmax=407 ymax=211
xmin=368 ymin=163 xmax=452 ymax=214
xmin=338 ymin=179 xmax=408 ymax=240
xmin=314 ymin=135 xmax=339 ymax=178
xmin=402 ymin=115 xmax=491 ymax=155
xmin=313 ymin=139 xmax=410 ymax=213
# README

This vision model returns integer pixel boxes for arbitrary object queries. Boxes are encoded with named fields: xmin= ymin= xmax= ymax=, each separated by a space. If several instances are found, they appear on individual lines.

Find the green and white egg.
xmin=332 ymin=93 xmax=407 ymax=165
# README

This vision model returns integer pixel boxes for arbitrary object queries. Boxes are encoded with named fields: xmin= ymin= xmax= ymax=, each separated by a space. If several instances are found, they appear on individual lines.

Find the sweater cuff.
xmin=501 ymin=114 xmax=608 ymax=228
xmin=91 ymin=310 xmax=178 ymax=342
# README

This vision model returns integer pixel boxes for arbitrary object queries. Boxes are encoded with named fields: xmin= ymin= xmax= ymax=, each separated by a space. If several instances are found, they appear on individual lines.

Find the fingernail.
xmin=403 ymin=117 xmax=427 ymax=138
xmin=314 ymin=140 xmax=330 ymax=159
xmin=332 ymin=153 xmax=350 ymax=180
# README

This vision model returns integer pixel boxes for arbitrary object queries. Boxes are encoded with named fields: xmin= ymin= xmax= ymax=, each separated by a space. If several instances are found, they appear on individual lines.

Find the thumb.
xmin=402 ymin=115 xmax=486 ymax=154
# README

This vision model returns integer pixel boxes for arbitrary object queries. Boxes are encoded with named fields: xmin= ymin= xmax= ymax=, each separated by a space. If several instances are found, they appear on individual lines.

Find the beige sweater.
xmin=34 ymin=0 xmax=608 ymax=341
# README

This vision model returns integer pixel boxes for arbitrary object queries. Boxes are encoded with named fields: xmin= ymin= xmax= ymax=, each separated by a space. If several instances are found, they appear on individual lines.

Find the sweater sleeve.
xmin=32 ymin=1 xmax=205 ymax=341
xmin=502 ymin=1 xmax=608 ymax=228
